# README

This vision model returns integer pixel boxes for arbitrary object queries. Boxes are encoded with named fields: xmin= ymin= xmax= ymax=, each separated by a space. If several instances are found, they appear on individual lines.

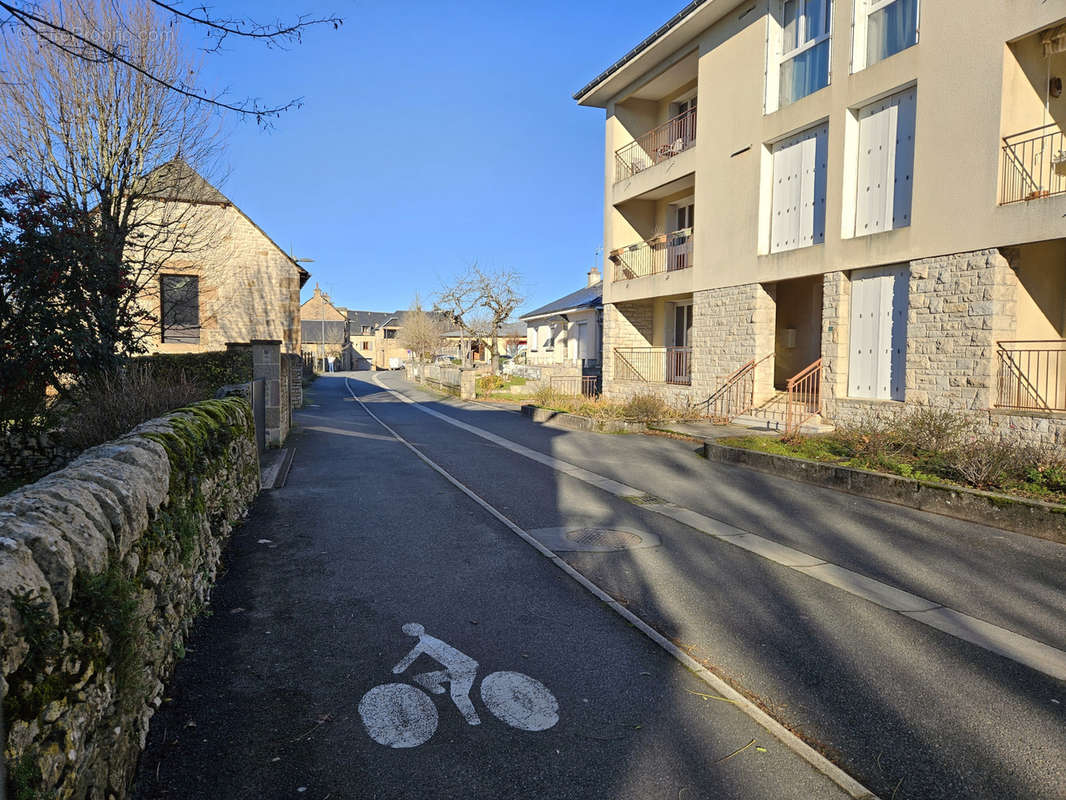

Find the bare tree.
xmin=0 ymin=0 xmax=228 ymax=363
xmin=475 ymin=266 xmax=524 ymax=374
xmin=0 ymin=0 xmax=342 ymax=121
xmin=434 ymin=266 xmax=482 ymax=368
xmin=400 ymin=295 xmax=444 ymax=365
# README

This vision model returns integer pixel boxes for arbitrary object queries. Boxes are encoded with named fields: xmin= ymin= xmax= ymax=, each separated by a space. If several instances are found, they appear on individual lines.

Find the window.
xmin=848 ymin=265 xmax=908 ymax=400
xmin=768 ymin=0 xmax=832 ymax=112
xmin=160 ymin=274 xmax=200 ymax=343
xmin=770 ymin=122 xmax=828 ymax=253
xmin=362 ymin=325 xmax=370 ymax=334
xmin=384 ymin=329 xmax=397 ymax=339
xmin=853 ymin=0 xmax=918 ymax=71
xmin=362 ymin=341 xmax=370 ymax=351
xmin=853 ymin=86 xmax=915 ymax=235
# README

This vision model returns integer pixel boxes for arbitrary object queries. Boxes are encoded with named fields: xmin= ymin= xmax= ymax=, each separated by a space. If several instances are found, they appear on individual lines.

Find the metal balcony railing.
xmin=610 ymin=229 xmax=693 ymax=282
xmin=614 ymin=108 xmax=697 ymax=182
xmin=613 ymin=347 xmax=691 ymax=385
xmin=995 ymin=340 xmax=1066 ymax=412
xmin=1001 ymin=123 xmax=1066 ymax=204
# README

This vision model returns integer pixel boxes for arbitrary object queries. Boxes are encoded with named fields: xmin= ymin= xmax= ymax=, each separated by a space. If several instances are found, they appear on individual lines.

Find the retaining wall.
xmin=1 ymin=398 xmax=259 ymax=799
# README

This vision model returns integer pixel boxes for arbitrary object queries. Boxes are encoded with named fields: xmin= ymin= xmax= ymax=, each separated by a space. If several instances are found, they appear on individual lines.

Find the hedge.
xmin=131 ymin=350 xmax=252 ymax=393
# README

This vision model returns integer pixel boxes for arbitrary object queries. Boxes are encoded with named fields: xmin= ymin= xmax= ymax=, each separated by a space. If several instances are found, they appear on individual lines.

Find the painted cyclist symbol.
xmin=358 ymin=623 xmax=559 ymax=748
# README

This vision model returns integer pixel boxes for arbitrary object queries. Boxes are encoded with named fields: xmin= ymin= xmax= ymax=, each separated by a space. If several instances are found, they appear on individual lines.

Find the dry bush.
xmin=895 ymin=406 xmax=976 ymax=456
xmin=834 ymin=410 xmax=906 ymax=460
xmin=59 ymin=364 xmax=206 ymax=452
xmin=621 ymin=393 xmax=671 ymax=423
xmin=949 ymin=435 xmax=1031 ymax=488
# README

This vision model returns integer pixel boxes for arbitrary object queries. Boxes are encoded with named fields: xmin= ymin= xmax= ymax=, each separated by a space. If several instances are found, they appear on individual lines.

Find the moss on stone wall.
xmin=1 ymin=397 xmax=259 ymax=799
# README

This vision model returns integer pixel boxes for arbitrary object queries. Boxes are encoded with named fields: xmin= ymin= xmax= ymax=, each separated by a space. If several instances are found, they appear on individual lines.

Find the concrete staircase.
xmin=728 ymin=391 xmax=834 ymax=435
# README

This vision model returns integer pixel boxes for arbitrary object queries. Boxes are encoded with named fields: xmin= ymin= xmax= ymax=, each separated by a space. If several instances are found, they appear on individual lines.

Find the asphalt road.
xmin=333 ymin=372 xmax=1066 ymax=800
xmin=131 ymin=375 xmax=855 ymax=800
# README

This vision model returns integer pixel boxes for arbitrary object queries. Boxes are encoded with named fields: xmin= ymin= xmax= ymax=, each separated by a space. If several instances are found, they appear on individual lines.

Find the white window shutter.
xmin=770 ymin=123 xmax=828 ymax=253
xmin=856 ymin=87 xmax=916 ymax=235
xmin=849 ymin=265 xmax=909 ymax=400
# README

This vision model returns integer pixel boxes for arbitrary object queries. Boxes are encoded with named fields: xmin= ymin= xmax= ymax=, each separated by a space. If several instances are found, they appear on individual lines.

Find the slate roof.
xmin=441 ymin=321 xmax=527 ymax=339
xmin=301 ymin=320 xmax=348 ymax=344
xmin=347 ymin=309 xmax=448 ymax=331
xmin=520 ymin=282 xmax=603 ymax=322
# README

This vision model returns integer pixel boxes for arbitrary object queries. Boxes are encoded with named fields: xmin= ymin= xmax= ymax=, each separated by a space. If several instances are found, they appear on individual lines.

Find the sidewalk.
xmin=131 ymin=376 xmax=858 ymax=800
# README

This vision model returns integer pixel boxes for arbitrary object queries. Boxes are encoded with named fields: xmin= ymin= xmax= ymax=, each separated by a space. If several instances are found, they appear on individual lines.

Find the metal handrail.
xmin=785 ymin=358 xmax=823 ymax=437
xmin=614 ymin=107 xmax=697 ymax=182
xmin=698 ymin=353 xmax=773 ymax=423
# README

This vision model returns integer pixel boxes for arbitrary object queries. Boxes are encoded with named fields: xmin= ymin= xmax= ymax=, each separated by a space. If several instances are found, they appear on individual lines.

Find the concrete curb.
xmin=703 ymin=442 xmax=1066 ymax=545
xmin=520 ymin=404 xmax=647 ymax=434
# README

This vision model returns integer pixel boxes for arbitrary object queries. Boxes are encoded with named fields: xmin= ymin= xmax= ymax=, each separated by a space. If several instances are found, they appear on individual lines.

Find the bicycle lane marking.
xmin=361 ymin=373 xmax=1066 ymax=685
xmin=345 ymin=377 xmax=879 ymax=800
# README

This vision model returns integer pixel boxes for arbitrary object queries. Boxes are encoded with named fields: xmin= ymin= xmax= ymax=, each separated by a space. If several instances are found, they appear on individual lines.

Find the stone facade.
xmin=1 ymin=398 xmax=258 ymax=800
xmin=136 ymin=170 xmax=308 ymax=358
xmin=692 ymin=282 xmax=776 ymax=403
xmin=821 ymin=249 xmax=1066 ymax=445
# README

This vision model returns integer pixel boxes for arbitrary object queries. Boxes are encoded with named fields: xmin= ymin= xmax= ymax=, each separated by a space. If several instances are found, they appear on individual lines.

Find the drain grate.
xmin=564 ymin=528 xmax=643 ymax=548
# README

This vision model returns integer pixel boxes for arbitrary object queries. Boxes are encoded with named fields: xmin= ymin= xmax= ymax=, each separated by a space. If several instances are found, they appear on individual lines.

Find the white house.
xmin=521 ymin=267 xmax=603 ymax=368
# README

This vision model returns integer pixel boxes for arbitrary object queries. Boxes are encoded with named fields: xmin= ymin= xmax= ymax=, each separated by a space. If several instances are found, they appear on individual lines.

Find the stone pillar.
xmin=252 ymin=339 xmax=284 ymax=446
xmin=460 ymin=368 xmax=477 ymax=400
xmin=287 ymin=354 xmax=303 ymax=410
xmin=820 ymin=271 xmax=851 ymax=419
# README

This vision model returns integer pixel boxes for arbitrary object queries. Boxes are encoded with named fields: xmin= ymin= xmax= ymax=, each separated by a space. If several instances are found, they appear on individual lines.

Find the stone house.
xmin=577 ymin=1 xmax=1066 ymax=442
xmin=521 ymin=267 xmax=603 ymax=368
xmin=135 ymin=159 xmax=310 ymax=355
xmin=301 ymin=285 xmax=355 ymax=371
xmin=345 ymin=310 xmax=416 ymax=370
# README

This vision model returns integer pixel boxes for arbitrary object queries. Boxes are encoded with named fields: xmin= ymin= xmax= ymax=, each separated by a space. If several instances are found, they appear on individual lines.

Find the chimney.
xmin=587 ymin=266 xmax=601 ymax=287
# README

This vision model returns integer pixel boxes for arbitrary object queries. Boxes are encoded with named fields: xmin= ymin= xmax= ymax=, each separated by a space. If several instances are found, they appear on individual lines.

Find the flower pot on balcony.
xmin=608 ymin=249 xmax=624 ymax=265
xmin=649 ymin=234 xmax=668 ymax=247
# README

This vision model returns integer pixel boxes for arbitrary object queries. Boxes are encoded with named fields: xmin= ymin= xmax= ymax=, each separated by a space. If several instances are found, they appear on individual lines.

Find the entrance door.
xmin=575 ymin=321 xmax=588 ymax=363
xmin=669 ymin=202 xmax=694 ymax=271
xmin=670 ymin=303 xmax=693 ymax=384
xmin=675 ymin=96 xmax=697 ymax=143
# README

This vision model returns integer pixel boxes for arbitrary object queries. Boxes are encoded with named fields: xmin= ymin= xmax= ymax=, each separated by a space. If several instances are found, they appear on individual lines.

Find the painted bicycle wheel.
xmin=480 ymin=671 xmax=559 ymax=731
xmin=358 ymin=683 xmax=438 ymax=748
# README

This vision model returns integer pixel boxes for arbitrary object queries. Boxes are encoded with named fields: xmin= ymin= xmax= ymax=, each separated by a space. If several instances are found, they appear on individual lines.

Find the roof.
xmin=573 ymin=0 xmax=709 ymax=102
xmin=301 ymin=320 xmax=348 ymax=344
xmin=520 ymin=282 xmax=603 ymax=322
xmin=141 ymin=158 xmax=311 ymax=288
xmin=347 ymin=309 xmax=448 ymax=330
xmin=442 ymin=321 xmax=526 ymax=339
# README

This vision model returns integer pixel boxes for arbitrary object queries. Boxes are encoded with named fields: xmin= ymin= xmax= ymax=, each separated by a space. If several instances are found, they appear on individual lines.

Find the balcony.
xmin=995 ymin=340 xmax=1066 ymax=411
xmin=1001 ymin=123 xmax=1066 ymax=204
xmin=614 ymin=346 xmax=691 ymax=385
xmin=609 ymin=229 xmax=693 ymax=282
xmin=614 ymin=108 xmax=697 ymax=183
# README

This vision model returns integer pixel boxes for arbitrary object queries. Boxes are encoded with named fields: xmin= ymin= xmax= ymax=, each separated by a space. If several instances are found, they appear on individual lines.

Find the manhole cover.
xmin=564 ymin=528 xmax=643 ymax=548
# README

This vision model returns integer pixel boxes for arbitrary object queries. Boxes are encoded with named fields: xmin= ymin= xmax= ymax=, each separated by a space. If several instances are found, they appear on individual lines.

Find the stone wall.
xmin=0 ymin=432 xmax=74 ymax=484
xmin=1 ymin=398 xmax=258 ymax=799
xmin=603 ymin=301 xmax=654 ymax=385
xmin=692 ymin=283 xmax=776 ymax=403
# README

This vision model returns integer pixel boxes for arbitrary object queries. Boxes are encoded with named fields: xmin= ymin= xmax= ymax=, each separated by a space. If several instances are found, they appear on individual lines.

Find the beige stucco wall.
xmin=137 ymin=203 xmax=303 ymax=355
xmin=525 ymin=308 xmax=601 ymax=366
xmin=593 ymin=1 xmax=1066 ymax=307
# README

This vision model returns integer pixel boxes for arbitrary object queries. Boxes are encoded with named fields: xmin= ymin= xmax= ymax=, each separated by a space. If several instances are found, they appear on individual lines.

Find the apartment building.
xmin=577 ymin=1 xmax=1066 ymax=442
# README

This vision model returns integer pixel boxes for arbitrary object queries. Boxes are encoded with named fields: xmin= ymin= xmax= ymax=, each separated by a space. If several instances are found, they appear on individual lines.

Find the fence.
xmin=785 ymin=359 xmax=822 ymax=436
xmin=995 ymin=340 xmax=1066 ymax=411
xmin=611 ymin=230 xmax=693 ymax=282
xmin=1001 ymin=123 xmax=1066 ymax=204
xmin=549 ymin=375 xmax=601 ymax=397
xmin=615 ymin=107 xmax=697 ymax=182
xmin=410 ymin=362 xmax=462 ymax=390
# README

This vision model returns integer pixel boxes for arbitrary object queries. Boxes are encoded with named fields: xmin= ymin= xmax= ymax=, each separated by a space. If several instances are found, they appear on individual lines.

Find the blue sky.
xmin=190 ymin=0 xmax=675 ymax=316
